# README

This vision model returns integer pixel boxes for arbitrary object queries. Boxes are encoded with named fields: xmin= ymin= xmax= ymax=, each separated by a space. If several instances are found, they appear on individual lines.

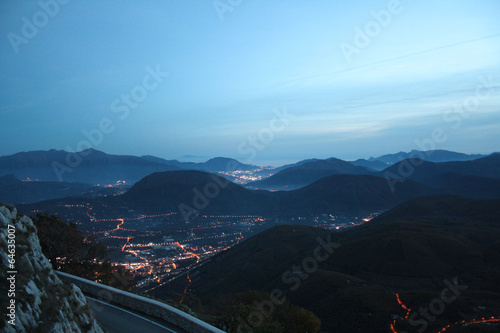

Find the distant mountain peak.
xmin=366 ymin=149 xmax=486 ymax=165
xmin=249 ymin=157 xmax=372 ymax=190
xmin=179 ymin=155 xmax=210 ymax=162
xmin=0 ymin=149 xmax=179 ymax=184
xmin=207 ymin=156 xmax=237 ymax=162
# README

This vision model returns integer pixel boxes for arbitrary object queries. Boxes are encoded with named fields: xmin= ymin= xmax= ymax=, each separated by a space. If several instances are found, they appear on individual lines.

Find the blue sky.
xmin=1 ymin=0 xmax=499 ymax=166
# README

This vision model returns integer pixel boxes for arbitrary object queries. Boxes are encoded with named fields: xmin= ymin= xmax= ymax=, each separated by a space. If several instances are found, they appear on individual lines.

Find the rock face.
xmin=0 ymin=204 xmax=103 ymax=333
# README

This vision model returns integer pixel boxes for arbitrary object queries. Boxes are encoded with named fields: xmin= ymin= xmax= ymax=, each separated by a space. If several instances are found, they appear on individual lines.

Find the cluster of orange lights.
xmin=74 ymin=208 xmax=253 ymax=293
xmin=173 ymin=242 xmax=200 ymax=260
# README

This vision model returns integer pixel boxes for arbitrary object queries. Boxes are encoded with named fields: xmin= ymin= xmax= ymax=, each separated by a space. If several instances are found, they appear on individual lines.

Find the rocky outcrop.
xmin=0 ymin=204 xmax=103 ymax=333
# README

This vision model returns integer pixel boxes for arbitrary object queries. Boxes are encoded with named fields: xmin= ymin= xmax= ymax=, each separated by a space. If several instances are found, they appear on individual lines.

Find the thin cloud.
xmin=276 ymin=33 xmax=500 ymax=90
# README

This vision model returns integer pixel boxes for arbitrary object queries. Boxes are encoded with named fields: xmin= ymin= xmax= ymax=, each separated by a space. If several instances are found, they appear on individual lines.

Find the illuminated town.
xmin=217 ymin=167 xmax=270 ymax=184
xmin=23 ymin=166 xmax=383 ymax=294
xmin=29 ymin=196 xmax=376 ymax=293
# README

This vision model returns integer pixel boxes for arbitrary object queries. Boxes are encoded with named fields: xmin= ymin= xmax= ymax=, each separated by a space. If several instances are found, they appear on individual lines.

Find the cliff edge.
xmin=0 ymin=204 xmax=103 ymax=333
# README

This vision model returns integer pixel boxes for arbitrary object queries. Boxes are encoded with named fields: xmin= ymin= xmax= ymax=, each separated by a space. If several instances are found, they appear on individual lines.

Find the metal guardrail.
xmin=56 ymin=271 xmax=226 ymax=333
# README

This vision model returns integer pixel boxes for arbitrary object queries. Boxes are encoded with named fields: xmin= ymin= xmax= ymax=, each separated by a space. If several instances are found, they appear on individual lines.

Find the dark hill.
xmin=381 ymin=153 xmax=500 ymax=185
xmin=155 ymin=195 xmax=500 ymax=332
xmin=368 ymin=194 xmax=500 ymax=224
xmin=326 ymin=195 xmax=500 ymax=281
xmin=20 ymin=171 xmax=443 ymax=220
xmin=430 ymin=172 xmax=500 ymax=199
xmin=122 ymin=170 xmax=278 ymax=215
xmin=442 ymin=152 xmax=500 ymax=178
xmin=122 ymin=171 xmax=439 ymax=218
xmin=142 ymin=155 xmax=259 ymax=173
xmin=254 ymin=158 xmax=320 ymax=178
xmin=282 ymin=174 xmax=439 ymax=217
xmin=178 ymin=225 xmax=334 ymax=297
xmin=152 ymin=225 xmax=403 ymax=333
xmin=202 ymin=157 xmax=259 ymax=172
xmin=0 ymin=173 xmax=19 ymax=185
xmin=0 ymin=149 xmax=180 ymax=184
xmin=248 ymin=157 xmax=372 ymax=190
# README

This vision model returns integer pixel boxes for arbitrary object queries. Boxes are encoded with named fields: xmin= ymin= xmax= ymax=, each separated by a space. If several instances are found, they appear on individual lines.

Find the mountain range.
xmin=18 ymin=153 xmax=500 ymax=222
xmin=0 ymin=149 xmax=263 ymax=185
xmin=381 ymin=153 xmax=500 ymax=182
xmin=5 ymin=149 xmax=500 ymax=218
xmin=0 ymin=149 xmax=179 ymax=184
xmin=249 ymin=152 xmax=498 ymax=191
xmin=141 ymin=155 xmax=260 ymax=173
xmin=353 ymin=149 xmax=487 ymax=171
xmin=0 ymin=148 xmax=489 ymax=185
xmin=5 ymin=148 xmax=500 ymax=332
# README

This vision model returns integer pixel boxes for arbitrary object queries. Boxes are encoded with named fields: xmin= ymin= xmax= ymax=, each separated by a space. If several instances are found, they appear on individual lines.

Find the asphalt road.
xmin=87 ymin=297 xmax=185 ymax=333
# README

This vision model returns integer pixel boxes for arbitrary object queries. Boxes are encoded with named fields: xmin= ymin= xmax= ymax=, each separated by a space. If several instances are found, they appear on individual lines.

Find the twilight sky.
xmin=1 ymin=0 xmax=499 ymax=166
